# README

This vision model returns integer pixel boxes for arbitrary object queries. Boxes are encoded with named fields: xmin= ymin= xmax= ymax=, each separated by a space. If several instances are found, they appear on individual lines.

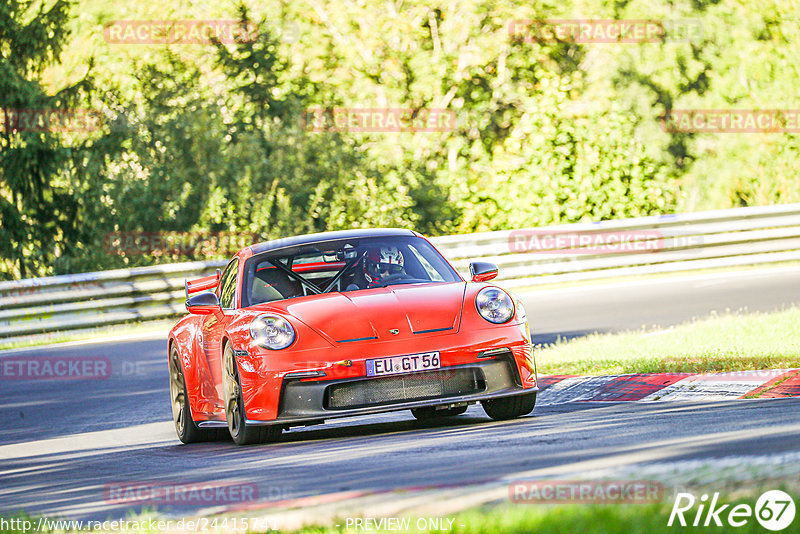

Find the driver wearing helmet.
xmin=347 ymin=245 xmax=406 ymax=290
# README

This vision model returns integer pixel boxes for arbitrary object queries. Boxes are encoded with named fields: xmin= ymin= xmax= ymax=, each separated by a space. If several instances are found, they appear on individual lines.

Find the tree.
xmin=0 ymin=0 xmax=90 ymax=279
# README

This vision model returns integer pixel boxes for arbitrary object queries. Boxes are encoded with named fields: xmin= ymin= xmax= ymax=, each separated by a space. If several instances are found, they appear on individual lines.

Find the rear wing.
xmin=184 ymin=269 xmax=222 ymax=299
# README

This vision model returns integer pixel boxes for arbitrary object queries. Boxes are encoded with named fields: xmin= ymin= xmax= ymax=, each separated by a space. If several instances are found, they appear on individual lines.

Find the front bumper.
xmin=245 ymin=350 xmax=536 ymax=426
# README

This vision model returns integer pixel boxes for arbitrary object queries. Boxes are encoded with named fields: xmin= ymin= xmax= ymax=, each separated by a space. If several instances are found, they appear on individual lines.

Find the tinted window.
xmin=241 ymin=236 xmax=461 ymax=306
xmin=248 ymin=260 xmax=305 ymax=305
xmin=218 ymin=258 xmax=239 ymax=309
xmin=407 ymin=243 xmax=446 ymax=282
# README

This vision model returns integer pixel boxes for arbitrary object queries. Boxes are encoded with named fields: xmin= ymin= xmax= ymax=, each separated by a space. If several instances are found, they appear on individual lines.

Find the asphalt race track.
xmin=1 ymin=267 xmax=800 ymax=522
xmin=523 ymin=266 xmax=800 ymax=344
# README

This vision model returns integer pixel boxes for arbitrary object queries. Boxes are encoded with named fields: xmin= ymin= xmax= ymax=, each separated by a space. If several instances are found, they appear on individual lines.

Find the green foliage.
xmin=2 ymin=0 xmax=799 ymax=277
xmin=0 ymin=0 xmax=108 ymax=279
xmin=535 ymin=305 xmax=800 ymax=376
xmin=93 ymin=15 xmax=425 ymax=270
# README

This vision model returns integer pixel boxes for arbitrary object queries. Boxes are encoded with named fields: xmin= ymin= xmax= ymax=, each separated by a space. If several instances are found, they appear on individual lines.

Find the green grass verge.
xmin=434 ymin=501 xmax=775 ymax=534
xmin=0 ymin=499 xmax=785 ymax=534
xmin=292 ymin=505 xmax=688 ymax=534
xmin=284 ymin=484 xmax=797 ymax=534
xmin=4 ymin=483 xmax=797 ymax=533
xmin=535 ymin=306 xmax=800 ymax=376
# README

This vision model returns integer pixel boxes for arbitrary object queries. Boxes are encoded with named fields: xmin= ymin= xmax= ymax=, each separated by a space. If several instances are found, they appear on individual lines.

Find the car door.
xmin=202 ymin=257 xmax=239 ymax=404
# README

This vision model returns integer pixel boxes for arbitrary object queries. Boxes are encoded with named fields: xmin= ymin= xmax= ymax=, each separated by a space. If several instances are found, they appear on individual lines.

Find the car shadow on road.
xmin=279 ymin=409 xmax=493 ymax=444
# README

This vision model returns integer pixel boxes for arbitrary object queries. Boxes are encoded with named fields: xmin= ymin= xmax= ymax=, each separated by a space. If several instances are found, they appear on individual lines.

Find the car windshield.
xmin=242 ymin=235 xmax=461 ymax=306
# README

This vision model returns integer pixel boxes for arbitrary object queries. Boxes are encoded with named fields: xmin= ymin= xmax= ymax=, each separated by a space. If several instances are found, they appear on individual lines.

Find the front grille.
xmin=326 ymin=368 xmax=484 ymax=409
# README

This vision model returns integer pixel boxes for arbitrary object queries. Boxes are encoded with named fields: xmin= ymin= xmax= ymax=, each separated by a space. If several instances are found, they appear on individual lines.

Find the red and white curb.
xmin=537 ymin=369 xmax=800 ymax=405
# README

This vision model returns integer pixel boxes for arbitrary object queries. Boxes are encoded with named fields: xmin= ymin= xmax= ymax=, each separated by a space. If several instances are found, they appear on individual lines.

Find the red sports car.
xmin=168 ymin=229 xmax=538 ymax=445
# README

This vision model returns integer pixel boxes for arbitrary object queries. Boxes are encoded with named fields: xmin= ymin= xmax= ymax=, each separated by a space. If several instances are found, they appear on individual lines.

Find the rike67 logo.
xmin=669 ymin=490 xmax=796 ymax=531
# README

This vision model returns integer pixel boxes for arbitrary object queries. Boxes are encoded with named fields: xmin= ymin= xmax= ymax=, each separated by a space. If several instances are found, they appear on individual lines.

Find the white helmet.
xmin=364 ymin=245 xmax=404 ymax=285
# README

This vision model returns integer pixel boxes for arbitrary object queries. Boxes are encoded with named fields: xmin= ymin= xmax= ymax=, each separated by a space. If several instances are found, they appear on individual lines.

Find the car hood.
xmin=273 ymin=282 xmax=466 ymax=343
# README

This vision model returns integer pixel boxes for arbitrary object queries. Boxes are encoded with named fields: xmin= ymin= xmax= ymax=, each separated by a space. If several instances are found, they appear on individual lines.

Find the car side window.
xmin=250 ymin=262 xmax=304 ymax=305
xmin=218 ymin=258 xmax=239 ymax=309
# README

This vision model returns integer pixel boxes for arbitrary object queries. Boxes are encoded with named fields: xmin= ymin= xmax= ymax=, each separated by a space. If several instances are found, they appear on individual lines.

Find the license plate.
xmin=366 ymin=351 xmax=441 ymax=377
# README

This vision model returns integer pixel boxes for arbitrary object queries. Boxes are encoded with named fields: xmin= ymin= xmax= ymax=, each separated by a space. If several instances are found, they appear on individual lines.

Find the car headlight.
xmin=475 ymin=287 xmax=514 ymax=324
xmin=249 ymin=314 xmax=295 ymax=350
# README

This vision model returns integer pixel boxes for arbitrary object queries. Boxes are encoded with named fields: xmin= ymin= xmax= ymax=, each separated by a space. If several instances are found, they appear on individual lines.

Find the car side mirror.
xmin=469 ymin=261 xmax=498 ymax=283
xmin=186 ymin=292 xmax=223 ymax=315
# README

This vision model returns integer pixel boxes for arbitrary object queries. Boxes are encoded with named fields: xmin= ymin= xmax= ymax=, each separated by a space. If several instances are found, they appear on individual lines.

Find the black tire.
xmin=169 ymin=345 xmax=226 ymax=443
xmin=411 ymin=405 xmax=469 ymax=420
xmin=482 ymin=391 xmax=537 ymax=421
xmin=223 ymin=343 xmax=281 ymax=446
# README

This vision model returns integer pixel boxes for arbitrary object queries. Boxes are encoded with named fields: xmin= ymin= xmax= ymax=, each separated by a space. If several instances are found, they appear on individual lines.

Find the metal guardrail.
xmin=2 ymin=203 xmax=800 ymax=340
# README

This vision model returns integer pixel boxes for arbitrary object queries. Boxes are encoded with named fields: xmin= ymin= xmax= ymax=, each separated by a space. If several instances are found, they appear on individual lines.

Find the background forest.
xmin=1 ymin=0 xmax=799 ymax=279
